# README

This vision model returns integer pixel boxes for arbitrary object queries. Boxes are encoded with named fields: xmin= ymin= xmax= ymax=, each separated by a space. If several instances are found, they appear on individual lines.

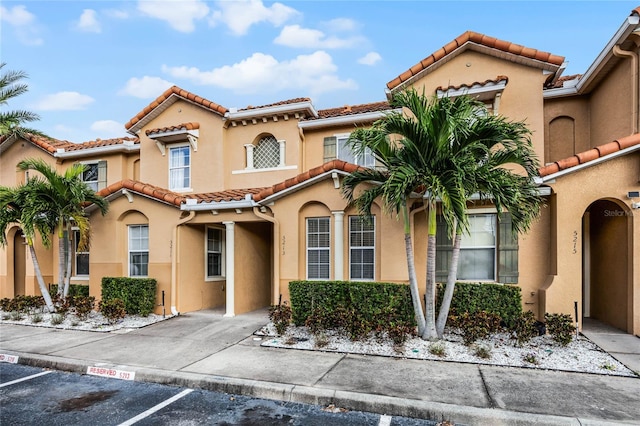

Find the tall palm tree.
xmin=16 ymin=158 xmax=109 ymax=298
xmin=0 ymin=63 xmax=47 ymax=139
xmin=435 ymin=110 xmax=543 ymax=338
xmin=0 ymin=181 xmax=57 ymax=312
xmin=343 ymin=90 xmax=472 ymax=340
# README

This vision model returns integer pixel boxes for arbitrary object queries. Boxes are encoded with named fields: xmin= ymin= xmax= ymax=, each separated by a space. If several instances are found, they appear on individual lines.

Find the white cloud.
xmin=137 ymin=0 xmax=209 ymax=33
xmin=118 ymin=76 xmax=174 ymax=99
xmin=31 ymin=92 xmax=95 ymax=111
xmin=274 ymin=24 xmax=364 ymax=49
xmin=162 ymin=51 xmax=357 ymax=95
xmin=322 ymin=18 xmax=358 ymax=32
xmin=76 ymin=9 xmax=101 ymax=33
xmin=90 ymin=120 xmax=124 ymax=137
xmin=104 ymin=9 xmax=129 ymax=19
xmin=358 ymin=52 xmax=382 ymax=66
xmin=0 ymin=5 xmax=43 ymax=45
xmin=209 ymin=0 xmax=299 ymax=36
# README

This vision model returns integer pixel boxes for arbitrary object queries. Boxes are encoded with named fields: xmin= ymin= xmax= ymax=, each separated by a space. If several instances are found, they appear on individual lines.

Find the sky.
xmin=1 ymin=1 xmax=638 ymax=143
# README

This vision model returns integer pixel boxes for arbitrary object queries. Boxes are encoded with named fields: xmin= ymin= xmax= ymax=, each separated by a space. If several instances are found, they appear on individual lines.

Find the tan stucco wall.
xmin=541 ymin=152 xmax=639 ymax=334
xmin=234 ymin=222 xmax=272 ymax=314
xmin=544 ymin=97 xmax=591 ymax=164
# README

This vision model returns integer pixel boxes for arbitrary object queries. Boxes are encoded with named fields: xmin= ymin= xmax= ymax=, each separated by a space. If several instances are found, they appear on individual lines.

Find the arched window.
xmin=254 ymin=135 xmax=280 ymax=169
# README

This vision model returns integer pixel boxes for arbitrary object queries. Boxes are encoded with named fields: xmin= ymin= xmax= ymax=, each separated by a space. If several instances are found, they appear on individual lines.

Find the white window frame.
xmin=458 ymin=212 xmax=498 ymax=281
xmin=336 ymin=133 xmax=375 ymax=167
xmin=128 ymin=224 xmax=149 ymax=278
xmin=306 ymin=217 xmax=331 ymax=280
xmin=72 ymin=228 xmax=89 ymax=279
xmin=168 ymin=144 xmax=192 ymax=192
xmin=349 ymin=215 xmax=375 ymax=281
xmin=205 ymin=227 xmax=225 ymax=281
xmin=80 ymin=162 xmax=99 ymax=191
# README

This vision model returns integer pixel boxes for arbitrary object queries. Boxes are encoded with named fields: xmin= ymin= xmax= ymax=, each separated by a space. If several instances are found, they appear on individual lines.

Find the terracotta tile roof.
xmin=436 ymin=75 xmax=508 ymax=92
xmin=539 ymin=133 xmax=640 ymax=177
xmin=253 ymin=160 xmax=363 ymax=202
xmin=1 ymin=134 xmax=139 ymax=154
xmin=188 ymin=187 xmax=268 ymax=203
xmin=125 ymin=86 xmax=228 ymax=130
xmin=387 ymin=31 xmax=565 ymax=90
xmin=310 ymin=101 xmax=391 ymax=120
xmin=145 ymin=122 xmax=200 ymax=136
xmin=96 ymin=179 xmax=186 ymax=207
xmin=239 ymin=98 xmax=312 ymax=111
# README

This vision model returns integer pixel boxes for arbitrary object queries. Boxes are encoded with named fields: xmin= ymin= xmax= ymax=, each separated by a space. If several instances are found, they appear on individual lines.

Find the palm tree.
xmin=435 ymin=110 xmax=543 ymax=338
xmin=16 ymin=158 xmax=109 ymax=298
xmin=0 ymin=63 xmax=47 ymax=139
xmin=343 ymin=90 xmax=472 ymax=340
xmin=0 ymin=181 xmax=57 ymax=312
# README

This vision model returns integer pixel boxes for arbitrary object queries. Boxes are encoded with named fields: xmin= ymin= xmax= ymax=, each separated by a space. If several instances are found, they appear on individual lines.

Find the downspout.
xmin=298 ymin=126 xmax=306 ymax=173
xmin=253 ymin=206 xmax=281 ymax=305
xmin=171 ymin=210 xmax=196 ymax=315
xmin=613 ymin=43 xmax=639 ymax=133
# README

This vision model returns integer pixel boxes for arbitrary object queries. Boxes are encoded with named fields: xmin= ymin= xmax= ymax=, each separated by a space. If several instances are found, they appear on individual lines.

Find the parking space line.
xmin=118 ymin=389 xmax=193 ymax=426
xmin=0 ymin=371 xmax=52 ymax=388
xmin=379 ymin=414 xmax=392 ymax=426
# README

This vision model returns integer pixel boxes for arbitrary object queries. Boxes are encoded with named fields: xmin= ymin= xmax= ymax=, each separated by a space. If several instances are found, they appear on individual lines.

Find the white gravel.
xmin=0 ymin=310 xmax=172 ymax=333
xmin=257 ymin=323 xmax=638 ymax=378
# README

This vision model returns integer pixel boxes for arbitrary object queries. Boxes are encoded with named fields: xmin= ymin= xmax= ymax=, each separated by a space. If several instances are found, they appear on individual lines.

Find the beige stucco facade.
xmin=2 ymin=7 xmax=639 ymax=335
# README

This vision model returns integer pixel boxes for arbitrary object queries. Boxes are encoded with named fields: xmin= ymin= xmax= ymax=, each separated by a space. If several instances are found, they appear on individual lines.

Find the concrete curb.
xmin=9 ymin=351 xmax=638 ymax=426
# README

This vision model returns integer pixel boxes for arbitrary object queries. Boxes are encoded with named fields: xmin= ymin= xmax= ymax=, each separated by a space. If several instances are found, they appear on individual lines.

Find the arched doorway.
xmin=582 ymin=199 xmax=632 ymax=332
xmin=13 ymin=231 xmax=26 ymax=296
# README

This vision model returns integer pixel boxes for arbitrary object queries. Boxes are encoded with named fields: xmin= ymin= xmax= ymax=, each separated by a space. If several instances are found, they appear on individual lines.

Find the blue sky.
xmin=2 ymin=1 xmax=637 ymax=143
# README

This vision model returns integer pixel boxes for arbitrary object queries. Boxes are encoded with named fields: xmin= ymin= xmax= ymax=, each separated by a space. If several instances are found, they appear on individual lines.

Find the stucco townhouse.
xmin=2 ymin=6 xmax=639 ymax=335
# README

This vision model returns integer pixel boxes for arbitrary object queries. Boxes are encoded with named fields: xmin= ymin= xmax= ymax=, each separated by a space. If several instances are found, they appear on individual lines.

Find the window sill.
xmin=231 ymin=165 xmax=297 ymax=175
xmin=205 ymin=277 xmax=226 ymax=282
xmin=71 ymin=276 xmax=90 ymax=281
xmin=171 ymin=188 xmax=193 ymax=193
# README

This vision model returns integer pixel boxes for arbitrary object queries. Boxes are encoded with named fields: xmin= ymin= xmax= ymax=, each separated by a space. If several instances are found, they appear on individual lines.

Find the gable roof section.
xmin=0 ymin=134 xmax=139 ymax=158
xmin=314 ymin=101 xmax=391 ymax=119
xmin=125 ymin=86 xmax=228 ymax=134
xmin=96 ymin=179 xmax=187 ymax=207
xmin=253 ymin=159 xmax=362 ymax=203
xmin=387 ymin=31 xmax=565 ymax=93
xmin=145 ymin=122 xmax=200 ymax=136
xmin=538 ymin=133 xmax=640 ymax=181
xmin=299 ymin=101 xmax=396 ymax=129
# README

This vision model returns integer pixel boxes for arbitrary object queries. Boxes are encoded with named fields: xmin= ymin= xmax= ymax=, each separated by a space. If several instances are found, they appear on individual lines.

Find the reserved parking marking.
xmin=0 ymin=354 xmax=19 ymax=364
xmin=379 ymin=414 xmax=392 ymax=426
xmin=0 ymin=371 xmax=52 ymax=388
xmin=87 ymin=366 xmax=135 ymax=381
xmin=118 ymin=389 xmax=193 ymax=425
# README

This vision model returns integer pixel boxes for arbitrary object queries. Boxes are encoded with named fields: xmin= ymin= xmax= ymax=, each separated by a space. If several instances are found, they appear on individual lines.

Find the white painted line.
xmin=0 ymin=371 xmax=52 ymax=388
xmin=0 ymin=354 xmax=19 ymax=364
xmin=118 ymin=389 xmax=193 ymax=426
xmin=87 ymin=366 xmax=135 ymax=381
xmin=379 ymin=414 xmax=392 ymax=426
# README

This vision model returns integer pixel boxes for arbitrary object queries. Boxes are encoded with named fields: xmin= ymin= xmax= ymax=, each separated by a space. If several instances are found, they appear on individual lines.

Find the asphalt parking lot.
xmin=0 ymin=363 xmax=440 ymax=425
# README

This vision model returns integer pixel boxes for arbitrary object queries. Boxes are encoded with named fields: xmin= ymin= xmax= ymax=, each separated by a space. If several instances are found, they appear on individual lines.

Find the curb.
xmin=8 ymin=351 xmax=636 ymax=426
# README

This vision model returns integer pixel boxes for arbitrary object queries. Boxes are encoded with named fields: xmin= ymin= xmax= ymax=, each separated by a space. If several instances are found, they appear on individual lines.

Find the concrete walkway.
xmin=581 ymin=318 xmax=640 ymax=376
xmin=1 ymin=309 xmax=639 ymax=426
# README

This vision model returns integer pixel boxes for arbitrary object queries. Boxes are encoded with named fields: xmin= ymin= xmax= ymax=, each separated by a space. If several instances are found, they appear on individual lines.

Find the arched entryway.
xmin=582 ymin=199 xmax=632 ymax=332
xmin=13 ymin=230 xmax=26 ymax=297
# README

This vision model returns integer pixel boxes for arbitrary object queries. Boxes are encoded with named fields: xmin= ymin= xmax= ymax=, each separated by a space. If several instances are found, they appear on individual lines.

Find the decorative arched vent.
xmin=254 ymin=135 xmax=280 ymax=169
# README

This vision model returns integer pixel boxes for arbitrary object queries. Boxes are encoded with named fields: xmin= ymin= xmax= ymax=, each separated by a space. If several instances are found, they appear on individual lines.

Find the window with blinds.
xmin=349 ymin=215 xmax=375 ymax=280
xmin=306 ymin=217 xmax=330 ymax=280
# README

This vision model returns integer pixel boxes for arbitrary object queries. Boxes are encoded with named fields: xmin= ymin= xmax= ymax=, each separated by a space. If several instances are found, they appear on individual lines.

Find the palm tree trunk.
xmin=28 ymin=243 xmax=55 ymax=312
xmin=401 ymin=203 xmax=426 ymax=335
xmin=422 ymin=202 xmax=438 ymax=340
xmin=436 ymin=229 xmax=462 ymax=338
xmin=57 ymin=228 xmax=65 ymax=297
xmin=63 ymin=225 xmax=72 ymax=298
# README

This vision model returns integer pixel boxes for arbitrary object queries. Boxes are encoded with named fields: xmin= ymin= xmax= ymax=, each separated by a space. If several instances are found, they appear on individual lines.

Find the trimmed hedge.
xmin=49 ymin=284 xmax=90 ymax=297
xmin=101 ymin=277 xmax=156 ymax=316
xmin=289 ymin=280 xmax=415 ymax=327
xmin=436 ymin=282 xmax=522 ymax=327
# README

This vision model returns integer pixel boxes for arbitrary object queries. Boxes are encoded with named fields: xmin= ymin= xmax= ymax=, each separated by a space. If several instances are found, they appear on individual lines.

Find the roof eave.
xmin=256 ymin=169 xmax=352 ymax=204
xmin=54 ymin=142 xmax=140 ymax=159
xmin=299 ymin=109 xmax=400 ymax=130
xmin=226 ymin=101 xmax=318 ymax=121
xmin=181 ymin=198 xmax=258 ymax=211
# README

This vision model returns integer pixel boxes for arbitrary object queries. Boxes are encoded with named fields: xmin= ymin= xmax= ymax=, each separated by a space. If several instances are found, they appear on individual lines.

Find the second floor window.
xmin=169 ymin=145 xmax=190 ymax=190
xmin=323 ymin=135 xmax=374 ymax=167
xmin=80 ymin=161 xmax=107 ymax=191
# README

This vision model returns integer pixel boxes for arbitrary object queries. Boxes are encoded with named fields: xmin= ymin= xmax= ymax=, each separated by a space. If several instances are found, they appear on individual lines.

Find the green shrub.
xmin=50 ymin=314 xmax=64 ymax=325
xmin=52 ymin=294 xmax=71 ymax=317
xmin=436 ymin=282 xmax=522 ymax=328
xmin=290 ymin=280 xmax=415 ymax=342
xmin=100 ymin=298 xmax=127 ymax=324
xmin=511 ymin=311 xmax=538 ymax=346
xmin=544 ymin=313 xmax=575 ymax=346
xmin=101 ymin=277 xmax=156 ymax=316
xmin=49 ymin=284 xmax=89 ymax=297
xmin=268 ymin=302 xmax=292 ymax=336
xmin=473 ymin=343 xmax=492 ymax=359
xmin=457 ymin=310 xmax=502 ymax=345
xmin=71 ymin=296 xmax=95 ymax=320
